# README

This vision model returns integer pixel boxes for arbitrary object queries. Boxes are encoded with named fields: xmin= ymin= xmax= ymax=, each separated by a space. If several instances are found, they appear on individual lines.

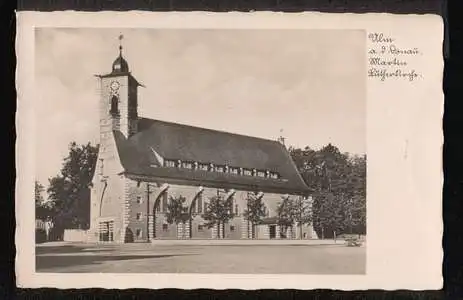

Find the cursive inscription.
xmin=367 ymin=32 xmax=422 ymax=82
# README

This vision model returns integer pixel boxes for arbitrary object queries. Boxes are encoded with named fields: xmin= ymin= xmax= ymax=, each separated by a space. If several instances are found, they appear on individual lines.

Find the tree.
xmin=290 ymin=144 xmax=366 ymax=239
xmin=47 ymin=142 xmax=98 ymax=238
xmin=276 ymin=196 xmax=295 ymax=238
xmin=165 ymin=195 xmax=190 ymax=239
xmin=35 ymin=181 xmax=52 ymax=221
xmin=35 ymin=181 xmax=44 ymax=207
xmin=243 ymin=192 xmax=266 ymax=239
xmin=202 ymin=194 xmax=234 ymax=239
xmin=276 ymin=196 xmax=312 ymax=239
xmin=292 ymin=196 xmax=313 ymax=239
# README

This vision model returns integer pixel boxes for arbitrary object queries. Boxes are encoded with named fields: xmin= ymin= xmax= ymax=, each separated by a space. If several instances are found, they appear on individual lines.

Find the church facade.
xmin=88 ymin=46 xmax=315 ymax=243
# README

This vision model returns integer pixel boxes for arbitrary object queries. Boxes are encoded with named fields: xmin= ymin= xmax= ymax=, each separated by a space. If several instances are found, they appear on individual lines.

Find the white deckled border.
xmin=16 ymin=11 xmax=443 ymax=290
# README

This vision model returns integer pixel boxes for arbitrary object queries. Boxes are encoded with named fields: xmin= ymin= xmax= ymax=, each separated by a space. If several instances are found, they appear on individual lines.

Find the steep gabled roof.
xmin=113 ymin=118 xmax=310 ymax=194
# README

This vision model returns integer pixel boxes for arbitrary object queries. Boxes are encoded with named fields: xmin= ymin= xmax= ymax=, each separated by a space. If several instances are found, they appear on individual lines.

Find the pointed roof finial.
xmin=118 ymin=34 xmax=124 ymax=56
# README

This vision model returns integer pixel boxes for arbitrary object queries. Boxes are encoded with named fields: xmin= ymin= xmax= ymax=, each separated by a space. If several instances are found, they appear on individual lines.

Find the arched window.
xmin=110 ymin=95 xmax=119 ymax=115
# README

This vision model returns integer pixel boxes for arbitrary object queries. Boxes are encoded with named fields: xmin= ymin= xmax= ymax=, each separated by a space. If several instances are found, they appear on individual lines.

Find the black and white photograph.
xmin=33 ymin=27 xmax=367 ymax=274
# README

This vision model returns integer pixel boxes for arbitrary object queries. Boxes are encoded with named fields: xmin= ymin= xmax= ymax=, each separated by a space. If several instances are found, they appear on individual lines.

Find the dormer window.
xmin=182 ymin=161 xmax=193 ymax=169
xmin=243 ymin=169 xmax=252 ymax=176
xmin=165 ymin=160 xmax=175 ymax=168
xmin=110 ymin=95 xmax=119 ymax=115
xmin=198 ymin=163 xmax=209 ymax=171
xmin=269 ymin=172 xmax=279 ymax=179
xmin=229 ymin=167 xmax=239 ymax=175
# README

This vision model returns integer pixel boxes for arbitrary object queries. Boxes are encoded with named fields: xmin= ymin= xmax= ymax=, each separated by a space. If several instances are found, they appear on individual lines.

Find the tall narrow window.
xmin=162 ymin=192 xmax=168 ymax=213
xmin=197 ymin=193 xmax=203 ymax=214
xmin=110 ymin=95 xmax=119 ymax=115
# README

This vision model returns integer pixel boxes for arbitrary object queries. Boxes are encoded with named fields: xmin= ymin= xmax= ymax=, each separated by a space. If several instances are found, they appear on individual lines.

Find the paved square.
xmin=36 ymin=241 xmax=366 ymax=274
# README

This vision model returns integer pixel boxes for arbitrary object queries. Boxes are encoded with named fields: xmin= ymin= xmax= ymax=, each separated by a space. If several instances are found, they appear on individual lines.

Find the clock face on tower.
xmin=110 ymin=80 xmax=120 ymax=92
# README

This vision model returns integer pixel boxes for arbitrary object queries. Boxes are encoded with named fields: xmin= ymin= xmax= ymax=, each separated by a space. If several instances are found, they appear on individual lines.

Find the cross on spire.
xmin=277 ymin=129 xmax=286 ymax=147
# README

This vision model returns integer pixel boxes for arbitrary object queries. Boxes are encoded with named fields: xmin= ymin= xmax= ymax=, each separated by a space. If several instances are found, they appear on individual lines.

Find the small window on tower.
xmin=110 ymin=95 xmax=119 ymax=115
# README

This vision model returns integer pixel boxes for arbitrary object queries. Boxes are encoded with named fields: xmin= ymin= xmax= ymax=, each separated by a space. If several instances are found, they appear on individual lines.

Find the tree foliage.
xmin=276 ymin=196 xmax=312 ymax=239
xmin=202 ymin=194 xmax=234 ymax=239
xmin=242 ymin=192 xmax=267 ymax=239
xmin=46 ymin=142 xmax=99 ymax=233
xmin=290 ymin=144 xmax=366 ymax=239
xmin=165 ymin=195 xmax=190 ymax=238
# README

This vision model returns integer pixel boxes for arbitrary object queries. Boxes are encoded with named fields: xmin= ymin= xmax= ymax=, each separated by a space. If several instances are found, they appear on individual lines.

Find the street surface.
xmin=36 ymin=240 xmax=365 ymax=274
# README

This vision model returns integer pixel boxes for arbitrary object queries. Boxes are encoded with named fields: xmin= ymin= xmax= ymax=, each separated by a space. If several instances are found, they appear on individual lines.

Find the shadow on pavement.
xmin=35 ymin=245 xmax=115 ymax=255
xmin=36 ymin=253 xmax=195 ymax=271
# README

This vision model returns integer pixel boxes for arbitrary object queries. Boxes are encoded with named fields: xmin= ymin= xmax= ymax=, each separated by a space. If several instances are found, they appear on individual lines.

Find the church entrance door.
xmin=269 ymin=225 xmax=276 ymax=239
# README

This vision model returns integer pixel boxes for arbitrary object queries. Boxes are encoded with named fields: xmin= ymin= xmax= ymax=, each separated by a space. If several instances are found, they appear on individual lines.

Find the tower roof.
xmin=111 ymin=48 xmax=129 ymax=74
xmin=111 ymin=35 xmax=129 ymax=74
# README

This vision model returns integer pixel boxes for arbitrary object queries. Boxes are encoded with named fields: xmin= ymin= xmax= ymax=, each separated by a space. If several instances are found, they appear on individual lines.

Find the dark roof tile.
xmin=113 ymin=118 xmax=309 ymax=194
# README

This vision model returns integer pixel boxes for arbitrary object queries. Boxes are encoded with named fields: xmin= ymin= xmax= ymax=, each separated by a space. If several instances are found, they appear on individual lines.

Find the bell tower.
xmin=97 ymin=35 xmax=141 ymax=140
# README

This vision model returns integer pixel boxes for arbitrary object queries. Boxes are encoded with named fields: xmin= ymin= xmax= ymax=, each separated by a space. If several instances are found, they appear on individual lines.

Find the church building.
xmin=88 ymin=43 xmax=314 ymax=243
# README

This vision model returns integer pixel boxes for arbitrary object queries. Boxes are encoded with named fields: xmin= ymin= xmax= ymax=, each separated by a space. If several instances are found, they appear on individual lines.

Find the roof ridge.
xmin=139 ymin=117 xmax=282 ymax=144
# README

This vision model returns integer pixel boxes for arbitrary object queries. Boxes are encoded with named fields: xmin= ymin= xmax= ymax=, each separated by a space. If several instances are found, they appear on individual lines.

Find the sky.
xmin=35 ymin=28 xmax=366 ymax=185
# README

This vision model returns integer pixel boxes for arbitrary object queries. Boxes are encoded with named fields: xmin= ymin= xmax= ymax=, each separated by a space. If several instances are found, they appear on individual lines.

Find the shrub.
xmin=345 ymin=236 xmax=362 ymax=247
